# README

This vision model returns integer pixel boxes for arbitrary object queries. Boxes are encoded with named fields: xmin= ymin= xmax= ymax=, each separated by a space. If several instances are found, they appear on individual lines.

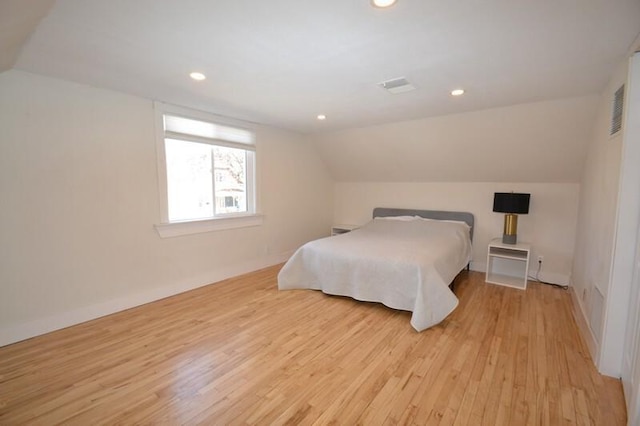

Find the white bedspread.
xmin=277 ymin=217 xmax=472 ymax=331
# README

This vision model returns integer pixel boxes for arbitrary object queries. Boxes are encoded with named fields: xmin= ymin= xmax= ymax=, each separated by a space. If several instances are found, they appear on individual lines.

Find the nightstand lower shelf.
xmin=486 ymin=272 xmax=529 ymax=290
xmin=486 ymin=238 xmax=531 ymax=290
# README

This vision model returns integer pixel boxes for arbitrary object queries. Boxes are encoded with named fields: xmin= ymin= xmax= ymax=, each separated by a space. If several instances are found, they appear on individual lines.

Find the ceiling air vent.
xmin=610 ymin=84 xmax=625 ymax=136
xmin=378 ymin=77 xmax=416 ymax=94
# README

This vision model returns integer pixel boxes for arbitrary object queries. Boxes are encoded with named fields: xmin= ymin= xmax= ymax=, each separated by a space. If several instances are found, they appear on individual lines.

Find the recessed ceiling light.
xmin=189 ymin=72 xmax=206 ymax=81
xmin=317 ymin=114 xmax=327 ymax=121
xmin=371 ymin=0 xmax=397 ymax=8
xmin=451 ymin=89 xmax=465 ymax=96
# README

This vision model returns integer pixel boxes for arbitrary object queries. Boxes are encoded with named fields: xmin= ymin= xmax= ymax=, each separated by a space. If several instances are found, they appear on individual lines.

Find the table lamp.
xmin=493 ymin=192 xmax=530 ymax=244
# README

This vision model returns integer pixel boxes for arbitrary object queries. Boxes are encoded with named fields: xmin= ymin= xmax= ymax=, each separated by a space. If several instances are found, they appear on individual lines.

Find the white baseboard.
xmin=471 ymin=261 xmax=570 ymax=286
xmin=569 ymin=285 xmax=599 ymax=365
xmin=0 ymin=251 xmax=294 ymax=348
xmin=529 ymin=269 xmax=570 ymax=286
xmin=468 ymin=261 xmax=482 ymax=272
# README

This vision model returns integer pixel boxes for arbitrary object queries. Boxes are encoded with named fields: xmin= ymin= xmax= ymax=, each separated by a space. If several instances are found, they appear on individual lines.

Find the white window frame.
xmin=154 ymin=102 xmax=262 ymax=238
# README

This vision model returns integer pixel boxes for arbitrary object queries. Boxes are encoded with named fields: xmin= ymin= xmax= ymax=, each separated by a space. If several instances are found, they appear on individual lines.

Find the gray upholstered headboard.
xmin=372 ymin=207 xmax=475 ymax=241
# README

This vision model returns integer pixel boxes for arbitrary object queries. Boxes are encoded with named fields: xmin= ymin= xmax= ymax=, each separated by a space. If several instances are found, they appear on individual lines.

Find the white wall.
xmin=314 ymin=97 xmax=597 ymax=286
xmin=334 ymin=182 xmax=579 ymax=284
xmin=0 ymin=70 xmax=334 ymax=346
xmin=570 ymin=59 xmax=629 ymax=370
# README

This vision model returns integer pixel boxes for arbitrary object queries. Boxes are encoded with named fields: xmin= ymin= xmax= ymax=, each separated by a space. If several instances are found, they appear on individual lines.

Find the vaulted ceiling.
xmin=0 ymin=0 xmax=54 ymax=72
xmin=2 ymin=0 xmax=640 ymax=133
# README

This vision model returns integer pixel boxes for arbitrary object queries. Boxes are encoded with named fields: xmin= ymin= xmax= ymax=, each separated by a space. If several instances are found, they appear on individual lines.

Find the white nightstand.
xmin=486 ymin=238 xmax=531 ymax=290
xmin=331 ymin=224 xmax=359 ymax=236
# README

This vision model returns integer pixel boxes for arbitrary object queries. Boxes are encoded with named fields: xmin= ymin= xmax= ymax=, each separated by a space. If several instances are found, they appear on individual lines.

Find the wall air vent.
xmin=378 ymin=77 xmax=416 ymax=94
xmin=610 ymin=84 xmax=625 ymax=136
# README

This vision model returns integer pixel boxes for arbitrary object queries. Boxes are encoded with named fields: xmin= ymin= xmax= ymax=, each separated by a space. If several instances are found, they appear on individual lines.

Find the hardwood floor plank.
xmin=0 ymin=266 xmax=626 ymax=425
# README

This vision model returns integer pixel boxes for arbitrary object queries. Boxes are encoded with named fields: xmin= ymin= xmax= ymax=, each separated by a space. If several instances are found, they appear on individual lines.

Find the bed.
xmin=277 ymin=208 xmax=474 ymax=331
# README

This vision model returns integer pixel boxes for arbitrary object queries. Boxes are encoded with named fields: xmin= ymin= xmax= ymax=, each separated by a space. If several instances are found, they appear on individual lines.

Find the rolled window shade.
xmin=164 ymin=115 xmax=254 ymax=145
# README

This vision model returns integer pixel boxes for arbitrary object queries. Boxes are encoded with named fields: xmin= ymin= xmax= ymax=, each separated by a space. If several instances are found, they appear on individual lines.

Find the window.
xmin=155 ymin=104 xmax=259 ymax=236
xmin=164 ymin=137 xmax=252 ymax=220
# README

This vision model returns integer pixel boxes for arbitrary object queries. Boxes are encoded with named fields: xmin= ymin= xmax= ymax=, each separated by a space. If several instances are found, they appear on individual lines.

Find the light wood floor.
xmin=0 ymin=266 xmax=626 ymax=425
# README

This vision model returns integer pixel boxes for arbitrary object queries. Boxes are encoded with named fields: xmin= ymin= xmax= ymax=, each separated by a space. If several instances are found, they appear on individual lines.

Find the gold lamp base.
xmin=502 ymin=213 xmax=518 ymax=244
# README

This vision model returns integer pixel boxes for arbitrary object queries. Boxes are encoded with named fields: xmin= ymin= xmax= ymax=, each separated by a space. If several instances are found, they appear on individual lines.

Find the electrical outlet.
xmin=537 ymin=255 xmax=544 ymax=263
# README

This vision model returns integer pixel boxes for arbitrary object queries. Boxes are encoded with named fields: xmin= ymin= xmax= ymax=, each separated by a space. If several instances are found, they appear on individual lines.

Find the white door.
xmin=622 ymin=226 xmax=640 ymax=424
xmin=621 ymin=51 xmax=640 ymax=426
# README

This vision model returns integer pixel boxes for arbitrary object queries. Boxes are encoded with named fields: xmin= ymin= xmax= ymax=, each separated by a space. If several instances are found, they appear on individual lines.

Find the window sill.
xmin=154 ymin=214 xmax=264 ymax=238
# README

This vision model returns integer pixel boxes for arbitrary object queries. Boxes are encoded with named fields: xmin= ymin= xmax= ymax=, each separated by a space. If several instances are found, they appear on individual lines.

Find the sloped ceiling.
xmin=0 ymin=0 xmax=54 ymax=73
xmin=9 ymin=0 xmax=640 ymax=133
xmin=312 ymin=95 xmax=599 ymax=183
